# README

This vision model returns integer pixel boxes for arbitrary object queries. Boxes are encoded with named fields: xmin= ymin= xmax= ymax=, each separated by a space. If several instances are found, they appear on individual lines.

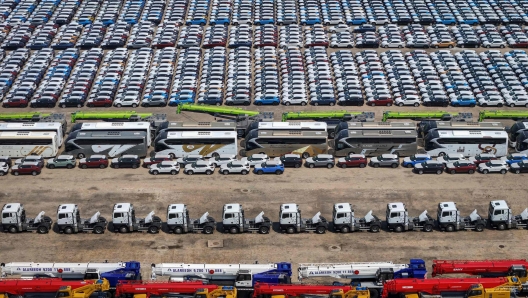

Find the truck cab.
xmin=437 ymin=201 xmax=486 ymax=232
xmin=279 ymin=204 xmax=327 ymax=234
xmin=2 ymin=203 xmax=52 ymax=234
xmin=222 ymin=203 xmax=271 ymax=234
xmin=112 ymin=203 xmax=161 ymax=234
xmin=333 ymin=203 xmax=381 ymax=233
xmin=488 ymin=200 xmax=528 ymax=230
xmin=386 ymin=202 xmax=434 ymax=232
xmin=166 ymin=204 xmax=215 ymax=234
xmin=57 ymin=204 xmax=107 ymax=234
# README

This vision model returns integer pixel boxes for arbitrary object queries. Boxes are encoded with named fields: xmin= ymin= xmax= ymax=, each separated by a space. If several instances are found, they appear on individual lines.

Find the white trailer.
xmin=1 ymin=261 xmax=134 ymax=279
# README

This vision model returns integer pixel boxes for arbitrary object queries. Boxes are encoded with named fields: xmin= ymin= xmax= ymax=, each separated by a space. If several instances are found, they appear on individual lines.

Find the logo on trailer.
xmin=478 ymin=144 xmax=497 ymax=154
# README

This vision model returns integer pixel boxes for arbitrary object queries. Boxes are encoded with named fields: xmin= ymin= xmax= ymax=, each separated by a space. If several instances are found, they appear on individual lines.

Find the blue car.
xmin=254 ymin=95 xmax=280 ymax=105
xmin=402 ymin=154 xmax=432 ymax=168
xmin=301 ymin=18 xmax=321 ymax=25
xmin=501 ymin=153 xmax=528 ymax=165
xmin=347 ymin=18 xmax=367 ymax=25
xmin=169 ymin=93 xmax=195 ymax=106
xmin=253 ymin=160 xmax=285 ymax=175
xmin=451 ymin=97 xmax=476 ymax=107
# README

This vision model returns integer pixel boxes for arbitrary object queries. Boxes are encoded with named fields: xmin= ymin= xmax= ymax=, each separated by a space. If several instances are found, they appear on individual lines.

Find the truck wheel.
xmin=394 ymin=225 xmax=403 ymax=233
xmin=370 ymin=225 xmax=380 ymax=233
xmin=341 ymin=226 xmax=349 ymax=233
xmin=475 ymin=224 xmax=484 ymax=232
xmin=286 ymin=227 xmax=295 ymax=234
xmin=230 ymin=227 xmax=239 ymax=234
xmin=315 ymin=226 xmax=326 ymax=234
xmin=424 ymin=224 xmax=433 ymax=232
xmin=446 ymin=224 xmax=455 ymax=232
xmin=369 ymin=289 xmax=380 ymax=298
xmin=204 ymin=226 xmax=214 ymax=234
xmin=148 ymin=226 xmax=159 ymax=234
xmin=259 ymin=226 xmax=270 ymax=234
xmin=37 ymin=226 xmax=48 ymax=234
xmin=94 ymin=226 xmax=104 ymax=234
xmin=498 ymin=223 xmax=506 ymax=230
xmin=64 ymin=227 xmax=73 ymax=234
xmin=174 ymin=227 xmax=183 ymax=234
xmin=8 ymin=226 xmax=17 ymax=233
xmin=119 ymin=226 xmax=128 ymax=233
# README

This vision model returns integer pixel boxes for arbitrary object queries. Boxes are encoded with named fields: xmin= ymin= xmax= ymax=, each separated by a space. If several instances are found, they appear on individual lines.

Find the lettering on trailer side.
xmin=20 ymin=268 xmax=72 ymax=272
xmin=167 ymin=268 xmax=223 ymax=273
xmin=308 ymin=270 xmax=361 ymax=275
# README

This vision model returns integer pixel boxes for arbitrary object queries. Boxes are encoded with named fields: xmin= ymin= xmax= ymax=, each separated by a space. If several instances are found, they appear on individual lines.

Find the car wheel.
xmin=257 ymin=170 xmax=263 ymax=175
xmin=468 ymin=169 xmax=474 ymax=174
xmin=341 ymin=164 xmax=347 ymax=169
xmin=414 ymin=102 xmax=419 ymax=107
xmin=327 ymin=163 xmax=334 ymax=169
xmin=31 ymin=171 xmax=38 ymax=176
xmin=143 ymin=103 xmax=149 ymax=108
xmin=302 ymin=152 xmax=310 ymax=159
xmin=67 ymin=164 xmax=73 ymax=169
xmin=132 ymin=103 xmax=138 ymax=108
xmin=391 ymin=163 xmax=398 ymax=168
xmin=435 ymin=45 xmax=439 ymax=48
xmin=49 ymin=164 xmax=55 ymax=169
xmin=436 ymin=170 xmax=442 ymax=175
xmin=132 ymin=164 xmax=138 ymax=169
xmin=116 ymin=103 xmax=122 ymax=107
xmin=48 ymin=103 xmax=54 ymax=108
xmin=77 ymin=104 xmax=82 ymax=108
xmin=104 ymin=104 xmax=111 ymax=108
xmin=284 ymin=102 xmax=290 ymax=106
xmin=294 ymin=163 xmax=301 ymax=168
xmin=497 ymin=103 xmax=503 ymax=107
xmin=222 ymin=170 xmax=229 ymax=175
xmin=88 ymin=103 xmax=94 ymax=107
xmin=99 ymin=164 xmax=106 ymax=169
xmin=398 ymin=102 xmax=404 ymax=107
xmin=359 ymin=163 xmax=366 ymax=168
xmin=241 ymin=170 xmax=248 ymax=175
xmin=13 ymin=171 xmax=19 ymax=176
xmin=525 ymin=103 xmax=528 ymax=108
xmin=314 ymin=102 xmax=319 ymax=106
xmin=500 ymin=169 xmax=506 ymax=174
xmin=152 ymin=170 xmax=159 ymax=175
xmin=482 ymin=169 xmax=489 ymax=174
xmin=373 ymin=163 xmax=380 ymax=168
xmin=205 ymin=170 xmax=212 ymax=175
xmin=309 ymin=163 xmax=315 ymax=168
xmin=406 ymin=164 xmax=413 ymax=168
xmin=60 ymin=104 xmax=66 ymax=108
xmin=387 ymin=103 xmax=392 ymax=106
xmin=275 ymin=170 xmax=283 ymax=175
xmin=114 ymin=164 xmax=119 ymax=169
xmin=515 ymin=169 xmax=520 ymax=174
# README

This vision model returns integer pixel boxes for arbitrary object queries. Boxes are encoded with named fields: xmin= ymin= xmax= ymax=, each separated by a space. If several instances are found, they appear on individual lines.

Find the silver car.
xmin=212 ymin=154 xmax=236 ymax=167
xmin=241 ymin=154 xmax=269 ymax=167
xmin=219 ymin=161 xmax=250 ymax=175
xmin=478 ymin=161 xmax=508 ymax=174
xmin=177 ymin=155 xmax=204 ymax=166
xmin=149 ymin=161 xmax=180 ymax=175
xmin=184 ymin=160 xmax=215 ymax=175
xmin=370 ymin=154 xmax=400 ymax=168
xmin=305 ymin=154 xmax=335 ymax=168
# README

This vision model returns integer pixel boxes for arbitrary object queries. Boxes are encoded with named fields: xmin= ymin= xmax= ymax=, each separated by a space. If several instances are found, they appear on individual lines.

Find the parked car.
xmin=370 ymin=154 xmax=399 ymax=168
xmin=14 ymin=155 xmax=44 ymax=167
xmin=0 ymin=162 xmax=9 ymax=176
xmin=184 ymin=160 xmax=215 ymax=175
xmin=337 ymin=154 xmax=367 ymax=168
xmin=469 ymin=153 xmax=497 ymax=165
xmin=211 ymin=154 xmax=237 ymax=167
xmin=46 ymin=155 xmax=76 ymax=169
xmin=305 ymin=154 xmax=335 ymax=168
xmin=79 ymin=155 xmax=109 ymax=169
xmin=111 ymin=155 xmax=141 ymax=169
xmin=500 ymin=153 xmax=528 ymax=166
xmin=278 ymin=154 xmax=302 ymax=168
xmin=176 ymin=155 xmax=204 ymax=165
xmin=254 ymin=160 xmax=285 ymax=175
xmin=510 ymin=160 xmax=528 ymax=174
xmin=11 ymin=162 xmax=42 ymax=176
xmin=445 ymin=160 xmax=477 ymax=174
xmin=478 ymin=161 xmax=508 ymax=174
xmin=414 ymin=160 xmax=445 ymax=174
xmin=219 ymin=160 xmax=251 ymax=175
xmin=402 ymin=154 xmax=431 ymax=168
xmin=149 ymin=161 xmax=180 ymax=175
xmin=241 ymin=154 xmax=270 ymax=167
xmin=143 ymin=154 xmax=172 ymax=167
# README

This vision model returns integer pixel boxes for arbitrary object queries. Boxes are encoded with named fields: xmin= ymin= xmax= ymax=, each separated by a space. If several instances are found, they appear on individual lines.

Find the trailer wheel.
xmin=259 ymin=226 xmax=270 ymax=234
xmin=37 ymin=226 xmax=48 ymax=234
xmin=498 ymin=223 xmax=506 ymax=230
xmin=315 ymin=226 xmax=326 ymax=234
xmin=204 ymin=226 xmax=214 ymax=234
xmin=446 ymin=224 xmax=455 ymax=232
xmin=119 ymin=226 xmax=128 ymax=233
xmin=64 ymin=227 xmax=73 ymax=234
xmin=148 ymin=226 xmax=159 ymax=234
xmin=475 ymin=224 xmax=484 ymax=232
xmin=8 ymin=226 xmax=17 ymax=233
xmin=394 ymin=225 xmax=403 ymax=233
xmin=174 ymin=227 xmax=183 ymax=234
xmin=424 ymin=224 xmax=433 ymax=232
xmin=341 ymin=226 xmax=349 ymax=233
xmin=286 ymin=227 xmax=295 ymax=234
xmin=230 ymin=227 xmax=239 ymax=234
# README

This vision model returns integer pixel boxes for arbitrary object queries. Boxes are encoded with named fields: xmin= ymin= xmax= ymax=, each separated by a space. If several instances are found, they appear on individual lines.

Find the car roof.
xmin=121 ymin=155 xmax=139 ymax=158
xmin=250 ymin=154 xmax=268 ymax=158
xmin=414 ymin=154 xmax=431 ymax=158
xmin=381 ymin=154 xmax=398 ymax=159
xmin=184 ymin=154 xmax=203 ymax=158
xmin=316 ymin=154 xmax=334 ymax=158
xmin=56 ymin=155 xmax=74 ymax=159
xmin=160 ymin=161 xmax=178 ymax=165
xmin=89 ymin=155 xmax=107 ymax=159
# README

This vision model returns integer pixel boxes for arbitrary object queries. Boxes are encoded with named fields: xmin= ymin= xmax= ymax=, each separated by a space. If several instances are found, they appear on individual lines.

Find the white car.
xmin=241 ymin=154 xmax=270 ymax=167
xmin=478 ymin=160 xmax=508 ymax=174
xmin=381 ymin=40 xmax=405 ymax=48
xmin=184 ymin=160 xmax=215 ymax=175
xmin=395 ymin=95 xmax=421 ymax=107
xmin=505 ymin=96 xmax=528 ymax=107
xmin=211 ymin=154 xmax=236 ymax=167
xmin=478 ymin=96 xmax=504 ymax=107
xmin=437 ymin=154 xmax=465 ymax=164
xmin=149 ymin=161 xmax=180 ymax=175
xmin=219 ymin=160 xmax=251 ymax=175
xmin=330 ymin=24 xmax=350 ymax=33
xmin=282 ymin=94 xmax=308 ymax=106
xmin=0 ymin=162 xmax=8 ymax=176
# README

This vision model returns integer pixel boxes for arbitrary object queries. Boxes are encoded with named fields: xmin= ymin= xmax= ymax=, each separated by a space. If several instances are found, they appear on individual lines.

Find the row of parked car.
xmin=4 ymin=152 xmax=528 ymax=177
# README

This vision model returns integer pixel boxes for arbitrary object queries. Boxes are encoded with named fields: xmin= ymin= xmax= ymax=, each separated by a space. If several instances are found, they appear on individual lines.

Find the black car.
xmin=111 ymin=155 xmax=141 ymax=169
xmin=458 ymin=40 xmax=480 ymax=48
xmin=413 ymin=161 xmax=445 ymax=174
xmin=279 ymin=154 xmax=303 ymax=168
xmin=353 ymin=25 xmax=376 ymax=33
xmin=30 ymin=96 xmax=56 ymax=108
xmin=423 ymin=96 xmax=449 ymax=107
xmin=59 ymin=96 xmax=85 ymax=108
xmin=338 ymin=94 xmax=364 ymax=106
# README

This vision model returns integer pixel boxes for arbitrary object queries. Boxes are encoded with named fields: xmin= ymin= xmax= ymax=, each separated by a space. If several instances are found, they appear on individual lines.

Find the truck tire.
xmin=286 ymin=227 xmax=295 ymax=234
xmin=315 ymin=226 xmax=326 ymax=234
xmin=94 ymin=226 xmax=104 ymax=234
xmin=341 ymin=226 xmax=349 ymax=233
xmin=148 ymin=226 xmax=159 ymax=234
xmin=370 ymin=225 xmax=380 ymax=233
xmin=369 ymin=289 xmax=379 ymax=298
xmin=475 ymin=224 xmax=484 ymax=232
xmin=230 ymin=227 xmax=239 ymax=234
xmin=119 ymin=226 xmax=129 ymax=233
xmin=204 ymin=226 xmax=214 ymax=234
xmin=498 ymin=223 xmax=506 ymax=230
xmin=394 ymin=225 xmax=403 ymax=232
xmin=446 ymin=224 xmax=455 ymax=232
xmin=37 ymin=226 xmax=49 ymax=234
xmin=64 ymin=227 xmax=73 ymax=234
xmin=424 ymin=224 xmax=433 ymax=232
xmin=259 ymin=226 xmax=270 ymax=234
xmin=8 ymin=226 xmax=17 ymax=233
xmin=174 ymin=227 xmax=183 ymax=234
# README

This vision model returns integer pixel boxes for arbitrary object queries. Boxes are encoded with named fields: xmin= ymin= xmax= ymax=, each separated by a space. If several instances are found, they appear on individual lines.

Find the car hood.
xmin=305 ymin=157 xmax=315 ymax=163
xmin=79 ymin=158 xmax=87 ymax=163
xmin=11 ymin=165 xmax=20 ymax=170
xmin=403 ymin=157 xmax=412 ymax=162
xmin=414 ymin=163 xmax=424 ymax=169
xmin=184 ymin=164 xmax=194 ymax=169
xmin=510 ymin=163 xmax=520 ymax=168
xmin=111 ymin=158 xmax=119 ymax=163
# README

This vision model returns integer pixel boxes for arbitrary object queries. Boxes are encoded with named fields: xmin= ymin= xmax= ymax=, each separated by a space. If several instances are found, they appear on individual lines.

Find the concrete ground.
xmin=1 ymin=142 xmax=527 ymax=279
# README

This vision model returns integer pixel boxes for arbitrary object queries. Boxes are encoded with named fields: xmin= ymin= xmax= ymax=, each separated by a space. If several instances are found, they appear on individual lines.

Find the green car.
xmin=47 ymin=155 xmax=76 ymax=169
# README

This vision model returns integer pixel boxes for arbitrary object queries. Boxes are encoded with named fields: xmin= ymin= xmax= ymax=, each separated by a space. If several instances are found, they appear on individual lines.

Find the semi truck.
xmin=111 ymin=203 xmax=162 ymax=234
xmin=298 ymin=259 xmax=426 ymax=298
xmin=252 ymin=283 xmax=370 ymax=298
xmin=381 ymin=276 xmax=522 ymax=298
xmin=436 ymin=202 xmax=486 ymax=232
xmin=222 ymin=203 xmax=271 ymax=234
xmin=150 ymin=262 xmax=292 ymax=292
xmin=1 ymin=203 xmax=52 ymax=234
xmin=55 ymin=278 xmax=110 ymax=298
xmin=487 ymin=200 xmax=528 ymax=230
xmin=332 ymin=203 xmax=382 ymax=233
xmin=1 ymin=261 xmax=141 ymax=287
xmin=385 ymin=202 xmax=435 ymax=232
xmin=432 ymin=259 xmax=528 ymax=291
xmin=56 ymin=204 xmax=107 ymax=234
xmin=278 ymin=204 xmax=328 ymax=234
xmin=166 ymin=204 xmax=216 ymax=234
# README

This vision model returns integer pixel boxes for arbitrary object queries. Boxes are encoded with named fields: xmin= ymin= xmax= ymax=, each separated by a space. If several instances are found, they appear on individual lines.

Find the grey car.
xmin=149 ymin=161 xmax=180 ymax=175
xmin=46 ymin=155 xmax=76 ymax=169
xmin=184 ymin=160 xmax=215 ymax=175
xmin=370 ymin=154 xmax=400 ymax=168
xmin=176 ymin=155 xmax=204 ymax=166
xmin=219 ymin=161 xmax=251 ymax=175
xmin=305 ymin=154 xmax=335 ymax=168
xmin=241 ymin=154 xmax=269 ymax=167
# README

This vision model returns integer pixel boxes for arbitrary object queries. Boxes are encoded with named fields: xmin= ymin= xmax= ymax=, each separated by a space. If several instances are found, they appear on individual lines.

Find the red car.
xmin=11 ymin=162 xmax=42 ymax=176
xmin=446 ymin=160 xmax=477 ymax=174
xmin=87 ymin=97 xmax=113 ymax=108
xmin=367 ymin=95 xmax=394 ymax=106
xmin=142 ymin=154 xmax=172 ymax=168
xmin=469 ymin=154 xmax=497 ymax=165
xmin=3 ymin=97 xmax=29 ymax=108
xmin=79 ymin=155 xmax=109 ymax=169
xmin=337 ymin=154 xmax=367 ymax=168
